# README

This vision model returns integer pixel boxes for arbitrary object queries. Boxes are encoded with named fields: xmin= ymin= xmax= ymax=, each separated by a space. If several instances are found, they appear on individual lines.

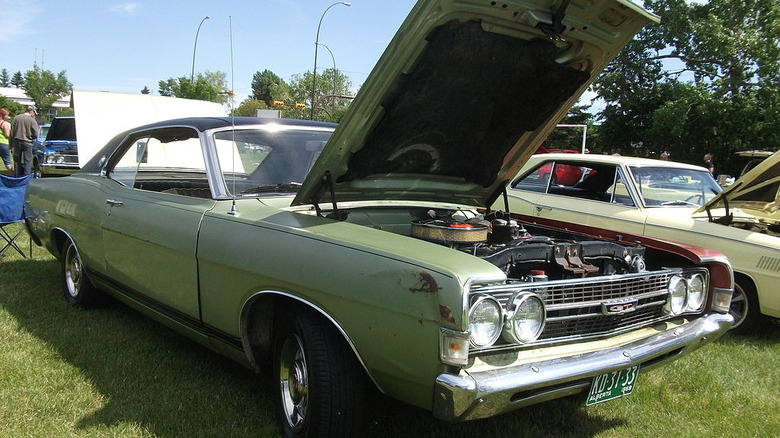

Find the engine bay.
xmin=341 ymin=207 xmax=655 ymax=282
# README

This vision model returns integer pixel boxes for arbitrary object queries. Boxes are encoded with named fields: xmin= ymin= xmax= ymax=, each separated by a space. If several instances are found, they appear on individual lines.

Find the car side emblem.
xmin=602 ymin=298 xmax=639 ymax=315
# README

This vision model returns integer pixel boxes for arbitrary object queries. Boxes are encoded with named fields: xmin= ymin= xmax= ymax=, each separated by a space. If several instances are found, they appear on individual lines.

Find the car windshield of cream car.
xmin=516 ymin=161 xmax=722 ymax=207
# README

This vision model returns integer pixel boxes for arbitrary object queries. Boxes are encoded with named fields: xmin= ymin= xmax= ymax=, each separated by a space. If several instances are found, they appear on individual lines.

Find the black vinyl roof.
xmin=79 ymin=117 xmax=337 ymax=174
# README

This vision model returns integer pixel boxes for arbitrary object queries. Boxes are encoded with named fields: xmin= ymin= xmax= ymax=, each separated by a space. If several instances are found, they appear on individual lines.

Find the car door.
xmin=99 ymin=127 xmax=217 ymax=320
xmin=508 ymin=160 xmax=648 ymax=234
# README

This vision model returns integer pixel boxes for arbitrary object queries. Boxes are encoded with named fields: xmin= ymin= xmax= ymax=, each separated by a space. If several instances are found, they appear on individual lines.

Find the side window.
xmin=511 ymin=162 xmax=553 ymax=193
xmin=107 ymin=128 xmax=209 ymax=197
xmin=110 ymin=136 xmax=150 ymax=188
xmin=610 ymin=170 xmax=635 ymax=206
xmin=550 ymin=163 xmax=583 ymax=187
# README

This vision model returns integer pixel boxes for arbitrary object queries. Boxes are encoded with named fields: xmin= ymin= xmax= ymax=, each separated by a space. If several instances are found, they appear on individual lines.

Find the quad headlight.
xmin=467 ymin=292 xmax=547 ymax=349
xmin=687 ymin=273 xmax=706 ymax=311
xmin=665 ymin=272 xmax=708 ymax=315
xmin=503 ymin=293 xmax=546 ymax=344
xmin=468 ymin=295 xmax=502 ymax=348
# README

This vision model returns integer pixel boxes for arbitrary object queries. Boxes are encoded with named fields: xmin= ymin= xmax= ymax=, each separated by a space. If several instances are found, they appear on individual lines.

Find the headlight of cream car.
xmin=503 ymin=292 xmax=546 ymax=344
xmin=469 ymin=295 xmax=502 ymax=348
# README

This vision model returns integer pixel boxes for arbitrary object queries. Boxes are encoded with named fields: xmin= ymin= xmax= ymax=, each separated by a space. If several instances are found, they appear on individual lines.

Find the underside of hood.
xmin=294 ymin=0 xmax=658 ymax=208
xmin=698 ymin=149 xmax=780 ymax=221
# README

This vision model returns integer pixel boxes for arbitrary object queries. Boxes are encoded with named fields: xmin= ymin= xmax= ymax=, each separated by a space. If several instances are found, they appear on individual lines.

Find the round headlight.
xmin=468 ymin=296 xmax=502 ymax=348
xmin=668 ymin=275 xmax=688 ymax=315
xmin=687 ymin=274 xmax=705 ymax=311
xmin=503 ymin=293 xmax=546 ymax=344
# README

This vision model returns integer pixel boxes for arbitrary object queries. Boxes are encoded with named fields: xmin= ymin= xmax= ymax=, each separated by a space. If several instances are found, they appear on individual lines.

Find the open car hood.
xmin=696 ymin=149 xmax=780 ymax=222
xmin=293 ymin=0 xmax=658 ymax=208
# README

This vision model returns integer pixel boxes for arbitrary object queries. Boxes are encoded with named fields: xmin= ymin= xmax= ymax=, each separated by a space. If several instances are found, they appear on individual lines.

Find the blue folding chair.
xmin=0 ymin=174 xmax=34 ymax=258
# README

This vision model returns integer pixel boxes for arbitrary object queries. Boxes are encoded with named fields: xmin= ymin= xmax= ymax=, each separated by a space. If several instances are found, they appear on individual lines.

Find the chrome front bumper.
xmin=433 ymin=312 xmax=733 ymax=421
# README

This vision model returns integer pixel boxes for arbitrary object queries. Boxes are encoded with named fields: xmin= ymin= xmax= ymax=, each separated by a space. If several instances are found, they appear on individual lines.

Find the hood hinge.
xmin=310 ymin=171 xmax=342 ymax=220
xmin=538 ymin=0 xmax=571 ymax=41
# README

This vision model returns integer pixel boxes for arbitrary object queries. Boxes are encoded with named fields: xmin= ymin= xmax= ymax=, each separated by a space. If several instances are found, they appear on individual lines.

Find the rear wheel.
xmin=273 ymin=308 xmax=365 ymax=438
xmin=729 ymin=278 xmax=759 ymax=333
xmin=61 ymin=239 xmax=102 ymax=307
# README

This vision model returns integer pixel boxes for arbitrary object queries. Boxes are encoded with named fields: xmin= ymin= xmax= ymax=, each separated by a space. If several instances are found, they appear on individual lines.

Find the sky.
xmin=0 ymin=0 xmax=418 ymax=102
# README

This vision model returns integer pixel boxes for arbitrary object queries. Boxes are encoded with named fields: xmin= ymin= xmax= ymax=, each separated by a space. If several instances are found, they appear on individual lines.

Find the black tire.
xmin=33 ymin=160 xmax=42 ymax=179
xmin=61 ymin=239 xmax=103 ymax=307
xmin=273 ymin=308 xmax=365 ymax=438
xmin=729 ymin=278 xmax=760 ymax=334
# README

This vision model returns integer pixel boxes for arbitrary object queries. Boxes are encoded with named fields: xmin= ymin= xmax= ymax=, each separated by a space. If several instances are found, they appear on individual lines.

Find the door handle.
xmin=535 ymin=205 xmax=552 ymax=213
xmin=106 ymin=199 xmax=124 ymax=207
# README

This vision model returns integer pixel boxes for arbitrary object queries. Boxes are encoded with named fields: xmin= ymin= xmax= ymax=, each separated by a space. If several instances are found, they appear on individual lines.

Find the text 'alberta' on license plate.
xmin=585 ymin=365 xmax=640 ymax=406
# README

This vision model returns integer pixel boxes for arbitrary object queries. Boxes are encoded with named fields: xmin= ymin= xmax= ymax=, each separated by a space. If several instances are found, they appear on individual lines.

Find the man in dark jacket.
xmin=10 ymin=105 xmax=39 ymax=176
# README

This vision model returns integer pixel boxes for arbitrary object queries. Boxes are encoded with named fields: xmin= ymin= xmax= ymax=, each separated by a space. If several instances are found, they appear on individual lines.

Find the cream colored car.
xmin=503 ymin=152 xmax=779 ymax=332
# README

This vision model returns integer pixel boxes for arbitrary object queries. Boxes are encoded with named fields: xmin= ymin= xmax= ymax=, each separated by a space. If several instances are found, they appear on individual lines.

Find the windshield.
xmin=630 ymin=166 xmax=722 ymax=207
xmin=214 ymin=127 xmax=333 ymax=197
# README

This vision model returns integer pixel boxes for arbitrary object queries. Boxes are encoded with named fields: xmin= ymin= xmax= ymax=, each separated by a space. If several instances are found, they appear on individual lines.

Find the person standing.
xmin=10 ymin=105 xmax=39 ymax=176
xmin=0 ymin=108 xmax=12 ymax=173
xmin=703 ymin=153 xmax=715 ymax=175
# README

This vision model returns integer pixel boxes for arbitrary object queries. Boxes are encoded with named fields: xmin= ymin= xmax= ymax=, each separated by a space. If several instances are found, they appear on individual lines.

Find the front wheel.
xmin=729 ymin=279 xmax=760 ymax=333
xmin=273 ymin=308 xmax=365 ymax=438
xmin=61 ymin=239 xmax=103 ymax=307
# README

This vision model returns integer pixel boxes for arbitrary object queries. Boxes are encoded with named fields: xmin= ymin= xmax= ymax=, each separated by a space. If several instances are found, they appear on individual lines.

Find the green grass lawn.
xmin=1 ymin=223 xmax=778 ymax=437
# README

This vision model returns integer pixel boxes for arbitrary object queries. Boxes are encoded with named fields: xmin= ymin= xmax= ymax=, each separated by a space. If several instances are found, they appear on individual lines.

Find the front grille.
xmin=471 ymin=269 xmax=702 ymax=349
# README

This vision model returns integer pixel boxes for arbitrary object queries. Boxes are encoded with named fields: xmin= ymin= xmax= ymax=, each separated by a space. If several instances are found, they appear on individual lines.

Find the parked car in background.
xmin=33 ymin=116 xmax=78 ymax=177
xmin=25 ymin=1 xmax=734 ymax=436
xmin=503 ymin=152 xmax=779 ymax=332
xmin=37 ymin=123 xmax=50 ymax=142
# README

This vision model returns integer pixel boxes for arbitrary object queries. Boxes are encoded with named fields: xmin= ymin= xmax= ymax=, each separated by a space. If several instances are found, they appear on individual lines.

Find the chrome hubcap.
xmin=729 ymin=284 xmax=747 ymax=328
xmin=65 ymin=246 xmax=82 ymax=298
xmin=279 ymin=334 xmax=308 ymax=430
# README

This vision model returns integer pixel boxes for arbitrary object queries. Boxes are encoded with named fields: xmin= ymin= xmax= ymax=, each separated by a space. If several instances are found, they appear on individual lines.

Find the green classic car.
xmin=25 ymin=0 xmax=734 ymax=436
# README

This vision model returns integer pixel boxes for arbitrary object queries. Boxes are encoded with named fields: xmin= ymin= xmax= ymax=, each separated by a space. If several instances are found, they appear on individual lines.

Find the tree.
xmin=141 ymin=86 xmax=151 ymax=95
xmin=593 ymin=0 xmax=780 ymax=175
xmin=11 ymin=71 xmax=24 ymax=88
xmin=0 ymin=97 xmax=24 ymax=115
xmin=234 ymin=99 xmax=270 ymax=117
xmin=23 ymin=66 xmax=73 ymax=115
xmin=0 ymin=69 xmax=9 ymax=87
xmin=158 ymin=71 xmax=227 ymax=103
xmin=288 ymin=68 xmax=353 ymax=122
xmin=545 ymin=104 xmax=596 ymax=153
xmin=251 ymin=70 xmax=285 ymax=106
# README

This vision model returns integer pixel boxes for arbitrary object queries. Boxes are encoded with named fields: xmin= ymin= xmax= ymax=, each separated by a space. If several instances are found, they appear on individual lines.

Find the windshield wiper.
xmin=240 ymin=182 xmax=302 ymax=194
xmin=661 ymin=200 xmax=697 ymax=206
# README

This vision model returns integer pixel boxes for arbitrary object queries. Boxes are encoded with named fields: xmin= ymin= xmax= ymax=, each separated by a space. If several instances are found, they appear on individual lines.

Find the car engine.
xmin=410 ymin=209 xmax=648 ymax=282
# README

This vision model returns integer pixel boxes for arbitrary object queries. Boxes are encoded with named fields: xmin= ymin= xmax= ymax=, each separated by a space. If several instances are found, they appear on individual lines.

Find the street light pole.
xmin=311 ymin=2 xmax=350 ymax=120
xmin=191 ymin=15 xmax=210 ymax=82
xmin=317 ymin=43 xmax=338 ymax=114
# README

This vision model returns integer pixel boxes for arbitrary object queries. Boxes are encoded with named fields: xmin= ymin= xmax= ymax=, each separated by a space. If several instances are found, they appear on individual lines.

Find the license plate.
xmin=585 ymin=365 xmax=640 ymax=406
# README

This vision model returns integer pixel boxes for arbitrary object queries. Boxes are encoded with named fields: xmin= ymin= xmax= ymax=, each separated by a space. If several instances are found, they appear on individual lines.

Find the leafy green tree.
xmin=545 ymin=104 xmax=595 ymax=153
xmin=158 ymin=71 xmax=227 ymax=103
xmin=23 ymin=66 xmax=73 ymax=115
xmin=251 ymin=70 xmax=285 ymax=106
xmin=287 ymin=68 xmax=353 ymax=122
xmin=234 ymin=99 xmax=270 ymax=117
xmin=0 ymin=97 xmax=24 ymax=115
xmin=594 ymin=0 xmax=780 ymax=175
xmin=0 ymin=69 xmax=9 ymax=87
xmin=141 ymin=86 xmax=151 ymax=95
xmin=11 ymin=71 xmax=24 ymax=88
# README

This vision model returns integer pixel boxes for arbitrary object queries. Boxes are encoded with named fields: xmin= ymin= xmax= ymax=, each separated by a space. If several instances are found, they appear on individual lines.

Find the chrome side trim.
xmin=433 ymin=312 xmax=732 ymax=421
